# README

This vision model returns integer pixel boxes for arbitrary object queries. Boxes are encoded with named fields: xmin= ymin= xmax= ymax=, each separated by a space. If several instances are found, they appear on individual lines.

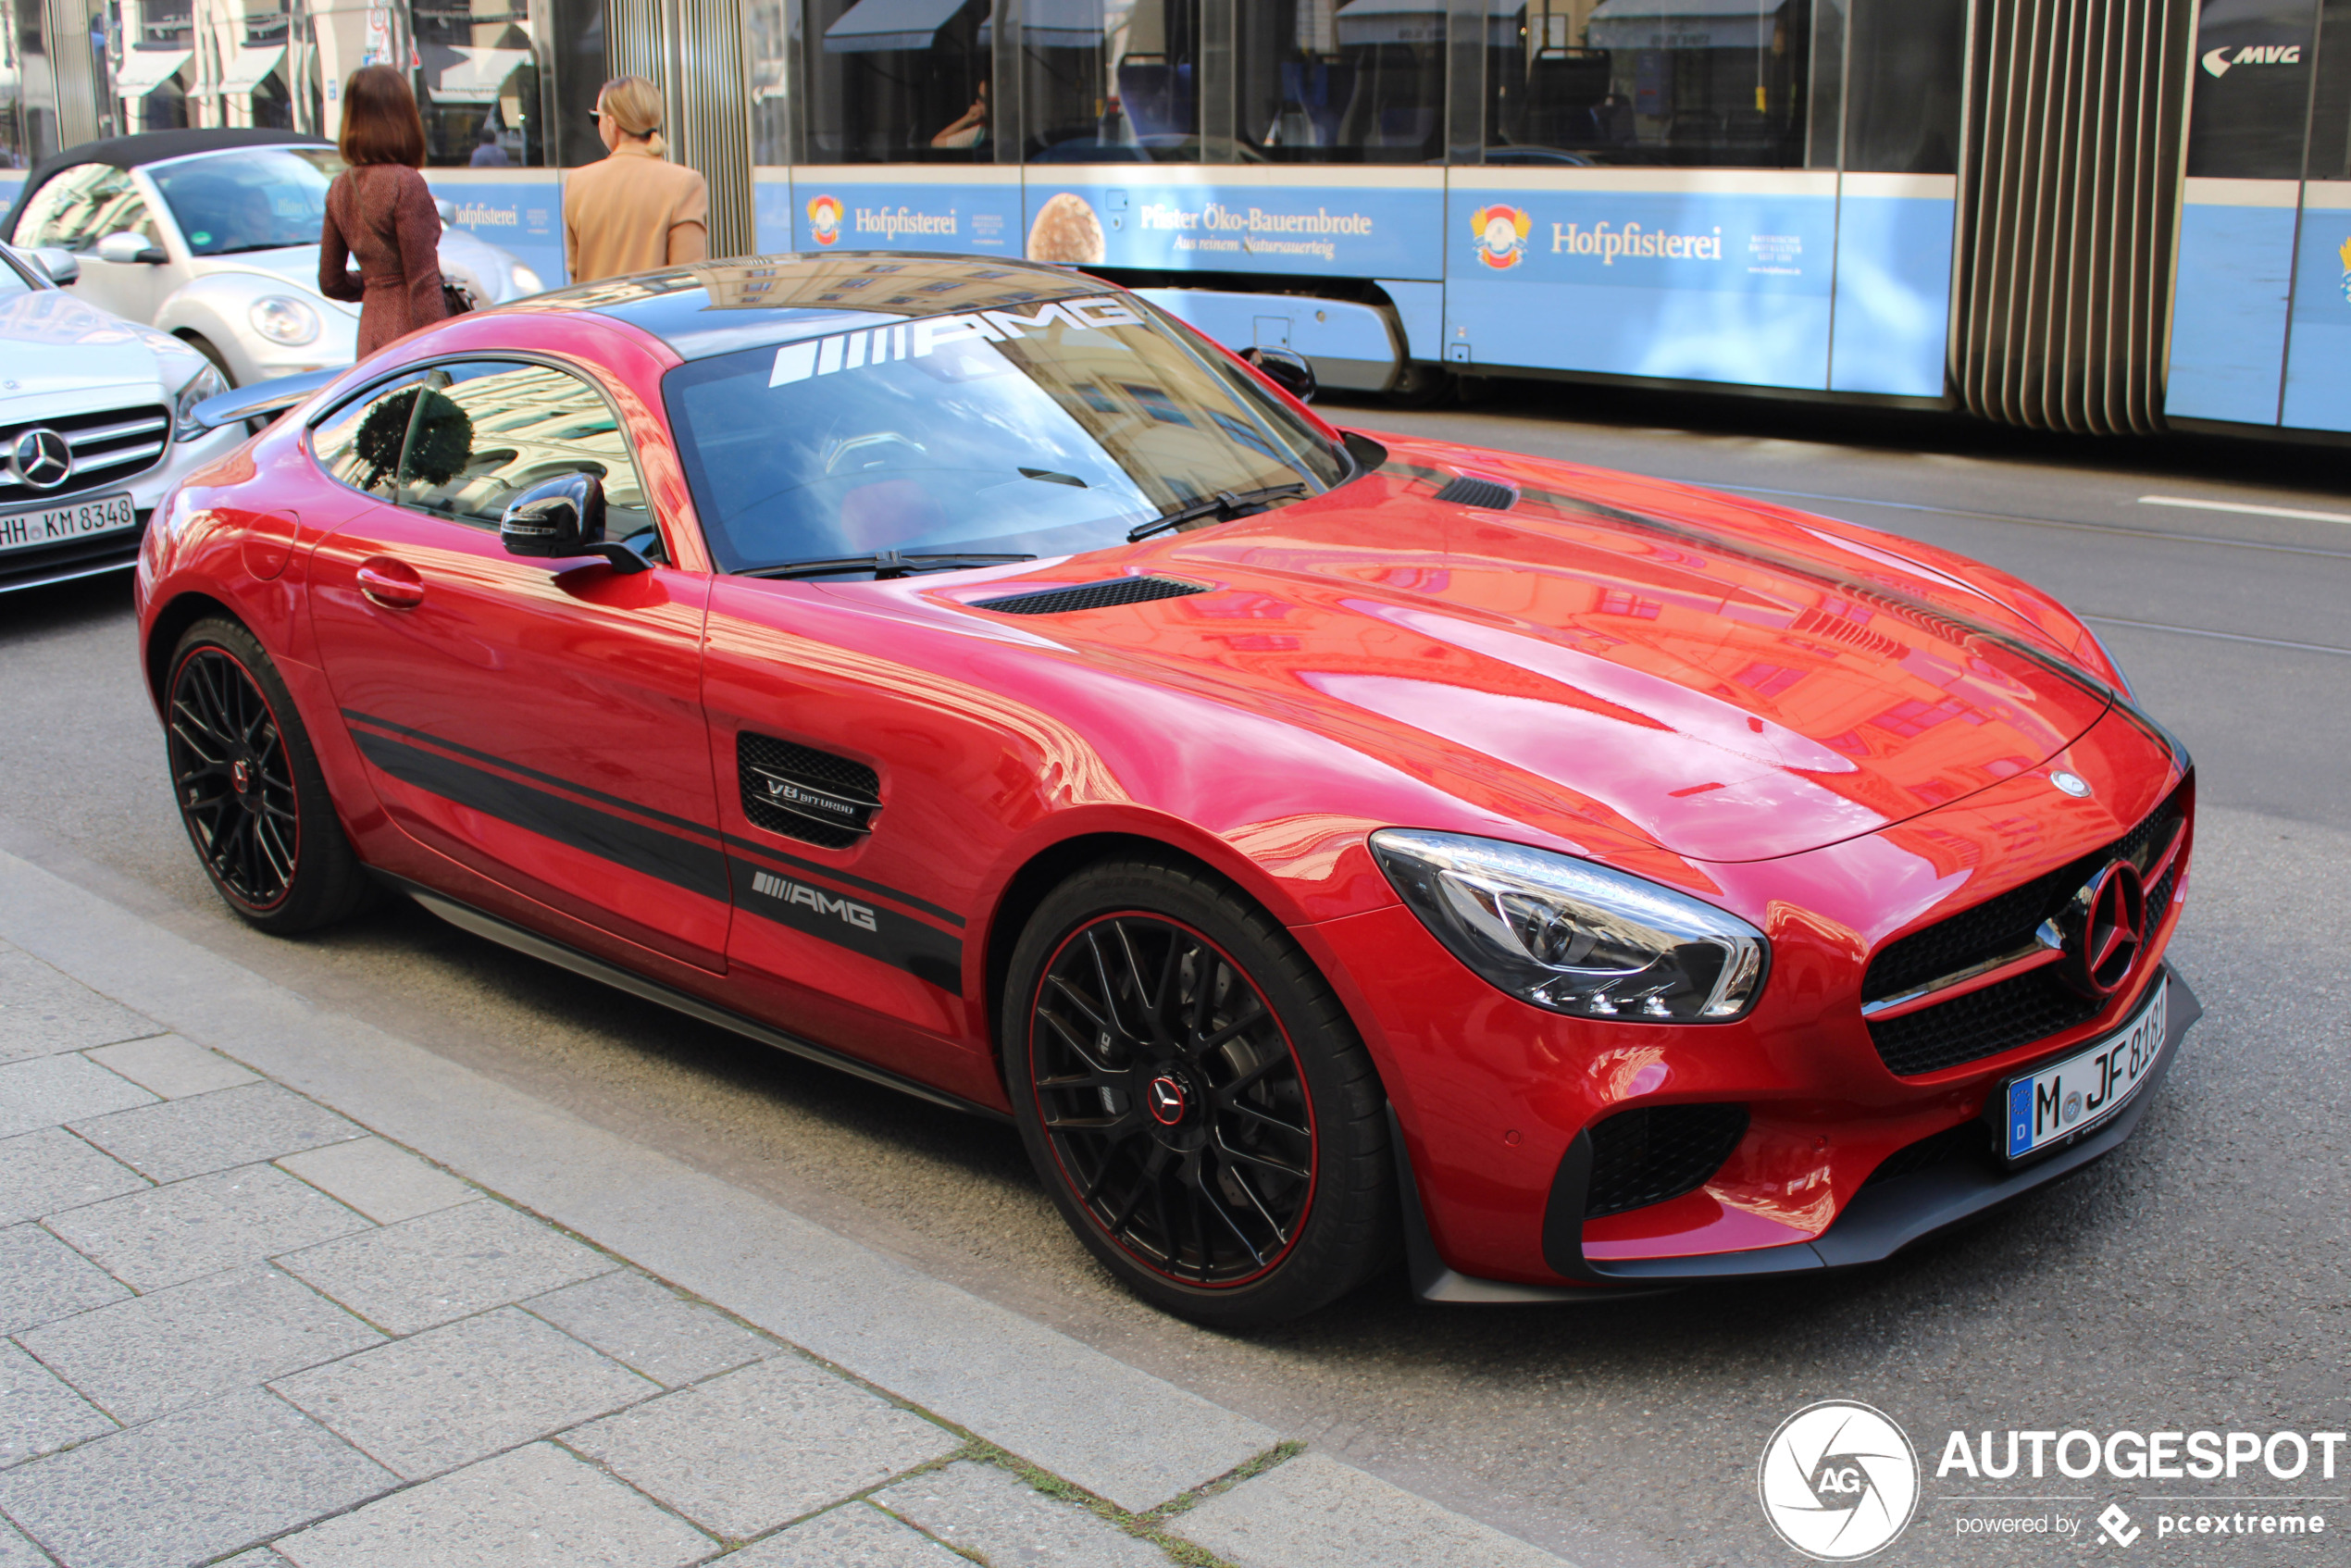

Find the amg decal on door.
xmin=751 ymin=868 xmax=877 ymax=930
xmin=728 ymin=858 xmax=963 ymax=992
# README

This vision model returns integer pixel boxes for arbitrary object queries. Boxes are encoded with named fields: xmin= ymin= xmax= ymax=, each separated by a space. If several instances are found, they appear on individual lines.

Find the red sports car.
xmin=137 ymin=255 xmax=2196 ymax=1326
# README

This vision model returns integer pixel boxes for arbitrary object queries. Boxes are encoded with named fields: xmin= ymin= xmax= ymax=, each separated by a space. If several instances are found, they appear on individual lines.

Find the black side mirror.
xmin=1241 ymin=345 xmax=1317 ymax=404
xmin=500 ymin=472 xmax=646 ymax=572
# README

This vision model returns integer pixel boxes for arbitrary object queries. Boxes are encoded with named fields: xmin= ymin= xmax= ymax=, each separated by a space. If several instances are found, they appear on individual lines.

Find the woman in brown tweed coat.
xmin=319 ymin=66 xmax=446 ymax=358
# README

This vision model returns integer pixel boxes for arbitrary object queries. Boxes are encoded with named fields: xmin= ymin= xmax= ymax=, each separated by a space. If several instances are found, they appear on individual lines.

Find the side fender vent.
xmin=1433 ymin=476 xmax=1519 ymax=511
xmin=739 ymin=733 xmax=880 ymax=849
xmin=974 ymin=576 xmax=1211 ymax=616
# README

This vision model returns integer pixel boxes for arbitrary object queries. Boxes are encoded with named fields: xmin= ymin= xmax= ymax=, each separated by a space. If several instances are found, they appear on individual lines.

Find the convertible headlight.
xmin=508 ymin=264 xmax=544 ymax=298
xmin=170 ymin=363 xmax=230 ymax=442
xmin=1369 ymin=829 xmax=1769 ymax=1022
xmin=250 ymin=295 xmax=320 ymax=346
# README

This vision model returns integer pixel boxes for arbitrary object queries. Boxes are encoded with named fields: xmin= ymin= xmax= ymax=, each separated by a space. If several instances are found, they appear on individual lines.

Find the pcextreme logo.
xmin=1471 ymin=204 xmax=1530 ymax=269
xmin=806 ymin=193 xmax=843 ymax=246
xmin=2202 ymin=43 xmax=2303 ymax=76
xmin=1760 ymin=1401 xmax=1921 ymax=1561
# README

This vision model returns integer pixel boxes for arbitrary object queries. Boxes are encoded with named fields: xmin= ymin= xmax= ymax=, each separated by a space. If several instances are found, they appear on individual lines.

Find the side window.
xmin=309 ymin=375 xmax=431 ymax=499
xmin=392 ymin=361 xmax=655 ymax=545
xmin=16 ymin=165 xmax=130 ymax=251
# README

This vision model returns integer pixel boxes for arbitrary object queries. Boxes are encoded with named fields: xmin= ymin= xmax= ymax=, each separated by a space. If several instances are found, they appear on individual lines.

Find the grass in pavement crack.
xmin=953 ymin=1436 xmax=1305 ymax=1568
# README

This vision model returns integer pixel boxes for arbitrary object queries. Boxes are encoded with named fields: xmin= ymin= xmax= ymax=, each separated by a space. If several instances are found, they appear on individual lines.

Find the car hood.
xmin=0 ymin=288 xmax=176 ymax=398
xmin=925 ymin=447 xmax=2118 ymax=864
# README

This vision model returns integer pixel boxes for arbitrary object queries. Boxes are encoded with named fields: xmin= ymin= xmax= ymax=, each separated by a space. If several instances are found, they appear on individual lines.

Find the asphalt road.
xmin=5 ymin=390 xmax=2346 ymax=1567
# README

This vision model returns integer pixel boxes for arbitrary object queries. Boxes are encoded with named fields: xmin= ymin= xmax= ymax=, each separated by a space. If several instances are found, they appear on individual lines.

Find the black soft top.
xmin=4 ymin=130 xmax=331 ymax=239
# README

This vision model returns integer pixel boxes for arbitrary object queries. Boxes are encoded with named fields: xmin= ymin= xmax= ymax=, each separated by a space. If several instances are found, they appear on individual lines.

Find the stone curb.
xmin=0 ymin=846 xmax=1579 ymax=1565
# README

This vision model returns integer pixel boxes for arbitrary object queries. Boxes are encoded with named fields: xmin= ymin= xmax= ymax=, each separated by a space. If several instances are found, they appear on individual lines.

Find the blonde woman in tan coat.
xmin=564 ymin=77 xmax=709 ymax=282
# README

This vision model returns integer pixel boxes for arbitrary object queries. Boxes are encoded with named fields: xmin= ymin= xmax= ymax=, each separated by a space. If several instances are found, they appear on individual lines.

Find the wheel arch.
xmin=144 ymin=589 xmax=242 ymax=711
xmin=976 ymin=828 xmax=1387 ymax=1099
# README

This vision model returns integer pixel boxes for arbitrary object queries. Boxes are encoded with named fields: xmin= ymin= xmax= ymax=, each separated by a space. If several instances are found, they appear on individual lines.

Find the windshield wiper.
xmin=739 ymin=551 xmax=1038 ymax=581
xmin=1126 ymin=482 xmax=1308 ymax=543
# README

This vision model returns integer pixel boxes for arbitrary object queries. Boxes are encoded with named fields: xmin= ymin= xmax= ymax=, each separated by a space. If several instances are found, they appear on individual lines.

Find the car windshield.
xmin=151 ymin=148 xmax=342 ymax=257
xmin=663 ymin=293 xmax=1350 ymax=577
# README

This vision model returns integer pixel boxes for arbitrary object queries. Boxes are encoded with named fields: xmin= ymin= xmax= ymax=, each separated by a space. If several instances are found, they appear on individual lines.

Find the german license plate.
xmin=1999 ymin=978 xmax=2168 ymax=1161
xmin=0 ymin=492 xmax=138 ymax=554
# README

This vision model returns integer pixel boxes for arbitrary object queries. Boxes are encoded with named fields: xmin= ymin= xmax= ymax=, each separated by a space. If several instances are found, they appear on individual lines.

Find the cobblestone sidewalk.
xmin=0 ymin=854 xmax=1580 ymax=1568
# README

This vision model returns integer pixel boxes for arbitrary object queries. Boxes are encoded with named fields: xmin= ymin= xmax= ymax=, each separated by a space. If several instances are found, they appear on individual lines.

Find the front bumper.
xmin=1399 ymin=965 xmax=2200 ymax=1302
xmin=0 ymin=421 xmax=243 ymax=593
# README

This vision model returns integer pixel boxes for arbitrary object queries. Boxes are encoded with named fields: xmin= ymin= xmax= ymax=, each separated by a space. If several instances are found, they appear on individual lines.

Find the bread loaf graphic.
xmin=1026 ymin=193 xmax=1106 ymax=264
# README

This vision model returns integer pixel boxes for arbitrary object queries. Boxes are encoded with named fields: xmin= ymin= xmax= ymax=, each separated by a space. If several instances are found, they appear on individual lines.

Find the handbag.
xmin=441 ymin=277 xmax=479 ymax=317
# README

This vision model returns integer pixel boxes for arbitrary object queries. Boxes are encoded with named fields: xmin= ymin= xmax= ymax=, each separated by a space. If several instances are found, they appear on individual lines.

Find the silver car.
xmin=4 ymin=129 xmax=544 ymax=388
xmin=0 ymin=241 xmax=245 ymax=593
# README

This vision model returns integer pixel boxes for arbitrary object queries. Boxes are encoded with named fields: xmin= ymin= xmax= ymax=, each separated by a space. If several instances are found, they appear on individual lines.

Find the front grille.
xmin=0 ymin=404 xmax=171 ymax=509
xmin=1583 ymin=1103 xmax=1748 ymax=1218
xmin=1863 ymin=779 xmax=2188 ymax=1006
xmin=737 ymin=733 xmax=879 ymax=850
xmin=1862 ymin=1121 xmax=1993 ymax=1188
xmin=1860 ymin=778 xmax=2188 ymax=1076
xmin=1432 ymin=475 xmax=1518 ymax=510
xmin=973 ymin=577 xmax=1209 ymax=615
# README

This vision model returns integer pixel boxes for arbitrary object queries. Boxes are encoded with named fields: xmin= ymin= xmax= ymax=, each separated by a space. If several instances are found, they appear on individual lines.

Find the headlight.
xmin=250 ymin=295 xmax=320 ymax=346
xmin=171 ymin=363 xmax=230 ymax=442
xmin=508 ymin=264 xmax=543 ymax=298
xmin=1369 ymin=829 xmax=1769 ymax=1022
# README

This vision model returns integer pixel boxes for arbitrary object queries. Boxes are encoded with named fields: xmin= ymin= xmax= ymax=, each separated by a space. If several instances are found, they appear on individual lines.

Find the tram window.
xmin=1484 ymin=0 xmax=1822 ymax=168
xmin=1217 ymin=0 xmax=1445 ymax=164
xmin=2187 ymin=0 xmax=2320 ymax=179
xmin=2306 ymin=0 xmax=2351 ymax=180
xmin=1021 ymin=1 xmax=1204 ymax=163
xmin=1843 ymin=0 xmax=1963 ymax=174
xmin=799 ymin=0 xmax=994 ymax=163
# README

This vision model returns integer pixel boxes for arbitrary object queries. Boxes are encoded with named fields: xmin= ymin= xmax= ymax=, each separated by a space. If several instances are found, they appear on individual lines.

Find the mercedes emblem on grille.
xmin=2060 ymin=860 xmax=2146 ymax=997
xmin=11 ymin=428 xmax=72 ymax=492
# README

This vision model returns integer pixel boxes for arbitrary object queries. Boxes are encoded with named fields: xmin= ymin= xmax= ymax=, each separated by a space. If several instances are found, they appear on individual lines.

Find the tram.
xmin=3 ymin=0 xmax=2344 ymax=440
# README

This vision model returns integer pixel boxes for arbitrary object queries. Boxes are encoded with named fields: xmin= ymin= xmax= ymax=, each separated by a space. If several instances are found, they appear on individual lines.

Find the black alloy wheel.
xmin=1005 ymin=856 xmax=1393 ymax=1327
xmin=165 ymin=617 xmax=373 ymax=935
xmin=169 ymin=645 xmax=299 ymax=908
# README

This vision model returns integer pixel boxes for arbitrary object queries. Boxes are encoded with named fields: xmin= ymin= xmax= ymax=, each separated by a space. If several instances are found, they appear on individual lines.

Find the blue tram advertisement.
xmin=6 ymin=0 xmax=2346 ymax=440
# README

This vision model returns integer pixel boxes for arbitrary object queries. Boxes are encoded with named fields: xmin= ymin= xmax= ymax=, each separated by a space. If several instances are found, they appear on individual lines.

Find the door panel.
xmin=304 ymin=360 xmax=729 ymax=969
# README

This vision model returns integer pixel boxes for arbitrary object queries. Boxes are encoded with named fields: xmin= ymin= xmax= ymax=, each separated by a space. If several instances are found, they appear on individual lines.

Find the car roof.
xmin=3 ymin=131 xmax=331 ymax=238
xmin=545 ymin=253 xmax=1118 ymax=360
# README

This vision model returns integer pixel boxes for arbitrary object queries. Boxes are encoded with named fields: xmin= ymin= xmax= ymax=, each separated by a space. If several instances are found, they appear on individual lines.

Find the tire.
xmin=164 ymin=617 xmax=372 ymax=935
xmin=1002 ymin=854 xmax=1394 ymax=1328
xmin=180 ymin=332 xmax=237 ymax=389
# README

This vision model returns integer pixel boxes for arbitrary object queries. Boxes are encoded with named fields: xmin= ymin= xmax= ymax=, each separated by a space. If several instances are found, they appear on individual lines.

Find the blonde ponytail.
xmin=599 ymin=77 xmax=666 ymax=156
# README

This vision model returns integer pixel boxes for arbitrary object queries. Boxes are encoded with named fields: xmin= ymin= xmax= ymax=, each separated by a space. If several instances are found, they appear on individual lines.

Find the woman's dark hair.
xmin=340 ymin=66 xmax=428 ymax=168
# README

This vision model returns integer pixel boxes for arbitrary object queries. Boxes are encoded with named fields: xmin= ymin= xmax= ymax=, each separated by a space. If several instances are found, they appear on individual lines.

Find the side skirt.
xmin=387 ymin=875 xmax=1012 ymax=1125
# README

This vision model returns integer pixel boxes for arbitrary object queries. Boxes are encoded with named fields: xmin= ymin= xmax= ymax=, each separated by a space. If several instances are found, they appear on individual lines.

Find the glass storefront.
xmin=0 ymin=0 xmax=600 ymax=168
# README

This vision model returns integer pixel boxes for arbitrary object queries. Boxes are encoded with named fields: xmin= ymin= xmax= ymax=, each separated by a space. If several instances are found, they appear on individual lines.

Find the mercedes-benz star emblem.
xmin=2062 ymin=860 xmax=2146 ymax=997
xmin=1145 ymin=1075 xmax=1188 ymax=1127
xmin=2049 ymin=770 xmax=2092 ymax=798
xmin=230 ymin=760 xmax=252 ymax=796
xmin=11 ymin=428 xmax=72 ymax=491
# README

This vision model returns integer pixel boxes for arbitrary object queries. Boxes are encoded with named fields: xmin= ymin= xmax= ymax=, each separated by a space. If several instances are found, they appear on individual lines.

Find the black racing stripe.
xmin=344 ymin=709 xmax=964 ymax=928
xmin=353 ymin=728 xmax=732 ymax=902
xmin=721 ymin=833 xmax=966 ymax=928
xmin=343 ymin=710 xmax=720 ymax=841
xmin=730 ymin=859 xmax=964 ymax=993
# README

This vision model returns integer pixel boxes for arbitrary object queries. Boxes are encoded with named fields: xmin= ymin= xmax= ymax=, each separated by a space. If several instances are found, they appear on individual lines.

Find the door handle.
xmin=357 ymin=557 xmax=425 ymax=610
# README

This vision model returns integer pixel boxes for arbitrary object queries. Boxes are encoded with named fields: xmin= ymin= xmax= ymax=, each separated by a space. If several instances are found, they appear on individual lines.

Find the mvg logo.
xmin=751 ymin=870 xmax=877 ymax=931
xmin=2203 ymin=43 xmax=2303 ymax=76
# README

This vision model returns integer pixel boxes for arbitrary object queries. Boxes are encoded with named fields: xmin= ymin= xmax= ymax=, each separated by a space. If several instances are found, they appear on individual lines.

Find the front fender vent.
xmin=739 ymin=733 xmax=879 ymax=849
xmin=973 ymin=577 xmax=1211 ymax=616
xmin=1583 ymin=1103 xmax=1749 ymax=1218
xmin=1433 ymin=476 xmax=1519 ymax=511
